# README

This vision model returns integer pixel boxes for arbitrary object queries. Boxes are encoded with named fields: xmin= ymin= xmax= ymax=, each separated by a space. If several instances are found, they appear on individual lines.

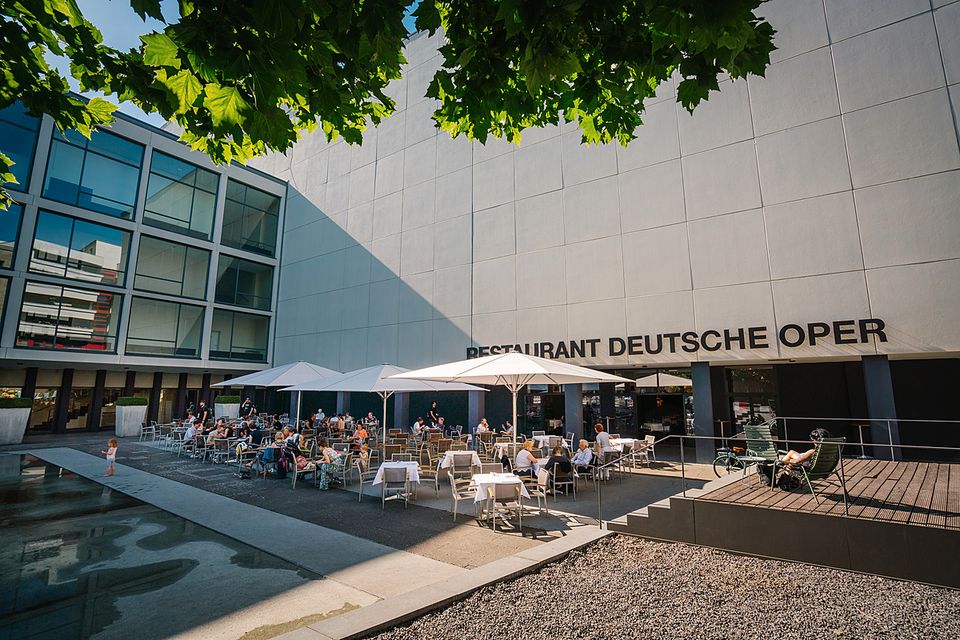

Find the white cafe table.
xmin=372 ymin=461 xmax=420 ymax=485
xmin=439 ymin=450 xmax=482 ymax=469
xmin=608 ymin=437 xmax=639 ymax=451
xmin=471 ymin=473 xmax=531 ymax=503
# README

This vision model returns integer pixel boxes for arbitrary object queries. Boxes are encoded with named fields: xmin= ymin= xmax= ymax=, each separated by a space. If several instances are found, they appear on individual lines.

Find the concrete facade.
xmin=250 ymin=0 xmax=960 ymax=373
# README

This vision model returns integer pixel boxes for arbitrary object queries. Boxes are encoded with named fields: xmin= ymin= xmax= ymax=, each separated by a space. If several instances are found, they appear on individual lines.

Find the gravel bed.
xmin=373 ymin=535 xmax=960 ymax=640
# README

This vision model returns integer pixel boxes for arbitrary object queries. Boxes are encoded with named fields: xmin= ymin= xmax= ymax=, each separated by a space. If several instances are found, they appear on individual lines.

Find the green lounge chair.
xmin=743 ymin=421 xmax=786 ymax=487
xmin=776 ymin=437 xmax=849 ymax=511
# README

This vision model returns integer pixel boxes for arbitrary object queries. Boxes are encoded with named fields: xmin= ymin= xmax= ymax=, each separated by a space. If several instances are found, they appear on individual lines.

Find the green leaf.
xmin=85 ymin=97 xmax=118 ymax=122
xmin=130 ymin=0 xmax=164 ymax=22
xmin=203 ymin=84 xmax=249 ymax=128
xmin=160 ymin=69 xmax=202 ymax=112
xmin=141 ymin=32 xmax=181 ymax=68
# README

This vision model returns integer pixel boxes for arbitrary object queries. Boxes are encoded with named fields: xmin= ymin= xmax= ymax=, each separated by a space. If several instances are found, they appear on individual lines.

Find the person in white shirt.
xmin=411 ymin=417 xmax=425 ymax=436
xmin=183 ymin=411 xmax=196 ymax=425
xmin=594 ymin=423 xmax=616 ymax=479
xmin=317 ymin=409 xmax=326 ymax=423
xmin=328 ymin=414 xmax=339 ymax=431
xmin=571 ymin=439 xmax=594 ymax=471
xmin=183 ymin=423 xmax=198 ymax=445
xmin=514 ymin=440 xmax=540 ymax=476
xmin=476 ymin=418 xmax=489 ymax=433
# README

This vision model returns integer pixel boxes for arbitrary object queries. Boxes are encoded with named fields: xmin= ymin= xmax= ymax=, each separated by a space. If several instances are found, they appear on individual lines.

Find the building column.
xmin=123 ymin=371 xmax=135 ymax=396
xmin=336 ymin=391 xmax=350 ymax=415
xmin=691 ymin=363 xmax=716 ymax=463
xmin=88 ymin=370 xmax=106 ymax=432
xmin=54 ymin=368 xmax=73 ymax=433
xmin=467 ymin=390 xmax=485 ymax=432
xmin=201 ymin=373 xmax=212 ymax=406
xmin=563 ymin=384 xmax=584 ymax=443
xmin=599 ymin=382 xmax=616 ymax=431
xmin=862 ymin=355 xmax=901 ymax=460
xmin=175 ymin=373 xmax=188 ymax=419
xmin=393 ymin=392 xmax=409 ymax=431
xmin=148 ymin=372 xmax=162 ymax=424
xmin=22 ymin=367 xmax=37 ymax=400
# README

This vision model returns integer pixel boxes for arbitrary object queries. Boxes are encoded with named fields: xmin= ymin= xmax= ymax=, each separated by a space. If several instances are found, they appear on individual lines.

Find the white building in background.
xmin=248 ymin=0 xmax=960 ymax=455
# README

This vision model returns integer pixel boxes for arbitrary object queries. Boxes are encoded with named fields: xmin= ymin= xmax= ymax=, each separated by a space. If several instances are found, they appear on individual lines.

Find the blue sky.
xmin=53 ymin=1 xmax=419 ymax=128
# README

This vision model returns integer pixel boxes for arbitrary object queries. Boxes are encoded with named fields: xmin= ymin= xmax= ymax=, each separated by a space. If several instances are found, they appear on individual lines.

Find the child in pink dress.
xmin=102 ymin=438 xmax=118 ymax=476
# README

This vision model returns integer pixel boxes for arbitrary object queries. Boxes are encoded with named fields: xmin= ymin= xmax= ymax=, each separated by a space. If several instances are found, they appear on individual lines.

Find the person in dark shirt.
xmin=196 ymin=401 xmax=210 ymax=426
xmin=240 ymin=397 xmax=257 ymax=419
xmin=542 ymin=447 xmax=572 ymax=474
xmin=428 ymin=400 xmax=441 ymax=425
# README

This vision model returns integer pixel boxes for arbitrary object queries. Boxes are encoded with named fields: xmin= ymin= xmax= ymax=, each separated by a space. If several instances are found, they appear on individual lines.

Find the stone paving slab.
xmin=276 ymin=526 xmax=611 ymax=640
xmin=29 ymin=448 xmax=465 ymax=600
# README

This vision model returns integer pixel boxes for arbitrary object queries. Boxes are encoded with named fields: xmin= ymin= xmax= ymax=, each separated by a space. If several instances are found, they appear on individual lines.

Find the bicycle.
xmin=712 ymin=446 xmax=747 ymax=477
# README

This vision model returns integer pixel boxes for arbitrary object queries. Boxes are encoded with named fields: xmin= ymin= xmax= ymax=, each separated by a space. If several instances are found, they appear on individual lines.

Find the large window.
xmin=30 ymin=210 xmax=130 ymax=286
xmin=42 ymin=129 xmax=143 ymax=218
xmin=222 ymin=180 xmax=280 ymax=257
xmin=16 ymin=282 xmax=121 ymax=352
xmin=215 ymin=254 xmax=273 ymax=310
xmin=144 ymin=151 xmax=218 ymax=239
xmin=134 ymin=235 xmax=209 ymax=299
xmin=210 ymin=309 xmax=269 ymax=362
xmin=0 ymin=102 xmax=41 ymax=191
xmin=126 ymin=297 xmax=204 ymax=358
xmin=0 ymin=202 xmax=22 ymax=268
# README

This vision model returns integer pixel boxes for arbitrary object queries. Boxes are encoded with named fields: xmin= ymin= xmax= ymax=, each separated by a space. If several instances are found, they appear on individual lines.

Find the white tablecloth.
xmin=472 ymin=473 xmax=531 ymax=503
xmin=372 ymin=461 xmax=420 ymax=485
xmin=533 ymin=435 xmax=569 ymax=449
xmin=439 ymin=450 xmax=482 ymax=469
xmin=643 ymin=422 xmax=669 ymax=433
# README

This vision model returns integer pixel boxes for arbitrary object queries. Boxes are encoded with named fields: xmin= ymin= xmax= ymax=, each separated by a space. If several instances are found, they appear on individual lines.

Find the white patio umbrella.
xmin=389 ymin=353 xmax=632 ymax=445
xmin=633 ymin=372 xmax=692 ymax=388
xmin=281 ymin=364 xmax=486 ymax=432
xmin=212 ymin=361 xmax=340 ymax=425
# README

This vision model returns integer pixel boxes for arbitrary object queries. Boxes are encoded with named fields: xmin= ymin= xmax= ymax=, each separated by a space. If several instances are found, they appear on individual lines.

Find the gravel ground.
xmin=374 ymin=535 xmax=960 ymax=640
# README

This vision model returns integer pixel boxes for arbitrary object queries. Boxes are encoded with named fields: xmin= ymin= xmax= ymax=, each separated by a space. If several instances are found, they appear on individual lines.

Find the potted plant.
xmin=0 ymin=397 xmax=33 ymax=445
xmin=115 ymin=396 xmax=149 ymax=437
xmin=214 ymin=395 xmax=241 ymax=419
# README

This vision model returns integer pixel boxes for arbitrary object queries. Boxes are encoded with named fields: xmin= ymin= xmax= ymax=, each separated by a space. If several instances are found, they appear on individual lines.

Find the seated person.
xmin=281 ymin=426 xmax=302 ymax=455
xmin=571 ymin=439 xmax=594 ymax=472
xmin=476 ymin=418 xmax=490 ymax=434
xmin=436 ymin=416 xmax=447 ymax=432
xmin=501 ymin=420 xmax=514 ymax=437
xmin=354 ymin=424 xmax=369 ymax=440
xmin=183 ymin=421 xmax=198 ymax=445
xmin=781 ymin=428 xmax=831 ymax=467
xmin=514 ymin=440 xmax=541 ymax=476
xmin=363 ymin=411 xmax=379 ymax=428
xmin=183 ymin=410 xmax=196 ymax=425
xmin=328 ymin=414 xmax=340 ymax=432
xmin=543 ymin=446 xmax=573 ymax=474
xmin=317 ymin=438 xmax=342 ymax=490
xmin=343 ymin=413 xmax=355 ymax=429
xmin=411 ymin=417 xmax=425 ymax=437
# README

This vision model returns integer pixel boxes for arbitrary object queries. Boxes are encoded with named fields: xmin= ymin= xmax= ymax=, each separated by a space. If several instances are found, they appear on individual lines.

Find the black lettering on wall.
xmin=644 ymin=334 xmax=664 ymax=355
xmin=748 ymin=326 xmax=769 ymax=349
xmin=779 ymin=324 xmax=805 ymax=348
xmin=859 ymin=318 xmax=888 ymax=343
xmin=807 ymin=322 xmax=830 ymax=346
xmin=701 ymin=330 xmax=722 ymax=351
xmin=724 ymin=328 xmax=746 ymax=350
xmin=681 ymin=331 xmax=699 ymax=353
xmin=586 ymin=338 xmax=601 ymax=357
xmin=609 ymin=337 xmax=626 ymax=357
xmin=628 ymin=335 xmax=643 ymax=356
xmin=833 ymin=320 xmax=857 ymax=344
xmin=466 ymin=347 xmax=479 ymax=358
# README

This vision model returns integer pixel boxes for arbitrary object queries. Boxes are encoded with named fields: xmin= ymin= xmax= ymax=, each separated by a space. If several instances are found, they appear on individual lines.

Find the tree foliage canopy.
xmin=0 ymin=0 xmax=775 ymax=208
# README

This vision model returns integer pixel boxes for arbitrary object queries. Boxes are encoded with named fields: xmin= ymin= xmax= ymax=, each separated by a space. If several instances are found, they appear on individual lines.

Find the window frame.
xmin=133 ymin=234 xmax=210 ymax=300
xmin=124 ymin=296 xmax=206 ymax=359
xmin=142 ymin=149 xmax=219 ymax=241
xmin=29 ymin=209 xmax=132 ymax=287
xmin=0 ymin=201 xmax=24 ymax=270
xmin=214 ymin=253 xmax=274 ymax=311
xmin=221 ymin=179 xmax=280 ymax=257
xmin=41 ymin=128 xmax=145 ymax=219
xmin=0 ymin=103 xmax=42 ymax=193
xmin=210 ymin=308 xmax=270 ymax=363
xmin=15 ymin=280 xmax=123 ymax=353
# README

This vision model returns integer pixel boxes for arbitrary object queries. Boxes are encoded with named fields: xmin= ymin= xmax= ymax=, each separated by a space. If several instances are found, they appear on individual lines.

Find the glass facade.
xmin=0 ymin=202 xmax=22 ymax=268
xmin=126 ymin=297 xmax=204 ymax=358
xmin=210 ymin=309 xmax=269 ymax=362
xmin=16 ymin=281 xmax=121 ymax=352
xmin=134 ymin=235 xmax=209 ymax=299
xmin=30 ymin=210 xmax=130 ymax=285
xmin=222 ymin=180 xmax=279 ymax=257
xmin=0 ymin=103 xmax=41 ymax=191
xmin=215 ymin=254 xmax=273 ymax=310
xmin=42 ymin=129 xmax=144 ymax=218
xmin=144 ymin=150 xmax=218 ymax=239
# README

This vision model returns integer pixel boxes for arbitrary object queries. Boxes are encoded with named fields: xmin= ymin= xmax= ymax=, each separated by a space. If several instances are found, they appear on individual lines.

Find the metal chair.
xmin=487 ymin=483 xmax=524 ymax=531
xmin=381 ymin=466 xmax=411 ymax=509
xmin=551 ymin=466 xmax=576 ymax=500
xmin=450 ymin=476 xmax=477 ymax=521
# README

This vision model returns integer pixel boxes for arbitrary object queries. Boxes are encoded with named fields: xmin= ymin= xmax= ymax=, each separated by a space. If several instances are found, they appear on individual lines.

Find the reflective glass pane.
xmin=214 ymin=255 xmax=272 ymax=310
xmin=77 ymin=152 xmax=139 ymax=218
xmin=30 ymin=211 xmax=73 ymax=276
xmin=182 ymin=247 xmax=209 ymax=299
xmin=0 ymin=203 xmax=22 ymax=268
xmin=176 ymin=304 xmax=204 ymax=357
xmin=0 ymin=278 xmax=8 ymax=325
xmin=0 ymin=103 xmax=41 ymax=190
xmin=87 ymin=129 xmax=143 ymax=166
xmin=54 ymin=287 xmax=119 ymax=351
xmin=222 ymin=179 xmax=280 ymax=256
xmin=209 ymin=309 xmax=234 ymax=359
xmin=68 ymin=219 xmax=129 ymax=285
xmin=16 ymin=282 xmax=62 ymax=349
xmin=42 ymin=141 xmax=84 ymax=205
xmin=134 ymin=235 xmax=186 ymax=295
xmin=230 ymin=312 xmax=269 ymax=361
xmin=126 ymin=297 xmax=178 ymax=356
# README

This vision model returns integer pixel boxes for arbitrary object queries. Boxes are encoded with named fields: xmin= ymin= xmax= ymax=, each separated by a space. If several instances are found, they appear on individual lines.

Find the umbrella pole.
xmin=295 ymin=391 xmax=301 ymax=428
xmin=512 ymin=389 xmax=518 ymax=449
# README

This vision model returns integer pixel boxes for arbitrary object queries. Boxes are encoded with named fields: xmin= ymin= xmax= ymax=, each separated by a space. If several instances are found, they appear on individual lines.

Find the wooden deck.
xmin=697 ymin=459 xmax=960 ymax=531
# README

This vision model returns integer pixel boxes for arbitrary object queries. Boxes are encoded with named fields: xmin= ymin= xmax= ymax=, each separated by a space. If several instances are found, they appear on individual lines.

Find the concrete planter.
xmin=0 ymin=408 xmax=31 ymax=445
xmin=116 ymin=405 xmax=147 ymax=438
xmin=215 ymin=403 xmax=240 ymax=419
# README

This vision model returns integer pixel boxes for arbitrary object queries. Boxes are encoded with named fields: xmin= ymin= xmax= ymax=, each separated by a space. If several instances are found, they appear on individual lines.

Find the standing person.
xmin=240 ymin=396 xmax=257 ymax=420
xmin=428 ymin=400 xmax=441 ymax=425
xmin=197 ymin=401 xmax=210 ymax=427
xmin=317 ymin=408 xmax=326 ymax=424
xmin=594 ymin=423 xmax=616 ymax=480
xmin=101 ymin=438 xmax=118 ymax=477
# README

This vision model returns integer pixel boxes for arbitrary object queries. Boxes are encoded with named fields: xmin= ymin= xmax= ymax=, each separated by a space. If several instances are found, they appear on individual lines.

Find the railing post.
xmin=838 ymin=444 xmax=848 ymax=516
xmin=782 ymin=417 xmax=788 ymax=449
xmin=888 ymin=419 xmax=895 ymax=461
xmin=680 ymin=435 xmax=686 ymax=496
